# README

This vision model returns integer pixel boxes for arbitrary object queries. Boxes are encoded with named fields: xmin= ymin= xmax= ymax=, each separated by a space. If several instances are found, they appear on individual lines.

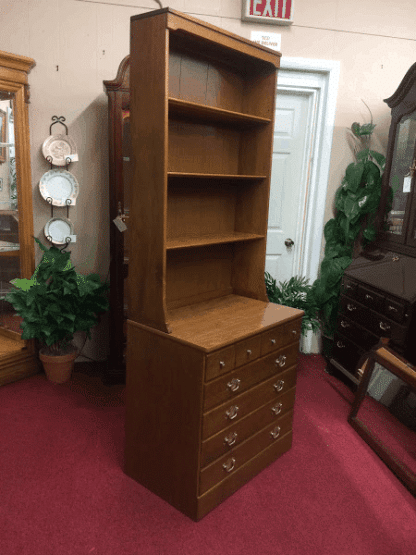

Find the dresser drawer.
xmin=201 ymin=388 xmax=296 ymax=468
xmin=202 ymin=366 xmax=297 ymax=440
xmin=337 ymin=315 xmax=378 ymax=351
xmin=342 ymin=277 xmax=358 ymax=297
xmin=332 ymin=332 xmax=365 ymax=372
xmin=205 ymin=345 xmax=235 ymax=381
xmin=355 ymin=285 xmax=384 ymax=313
xmin=235 ymin=334 xmax=261 ymax=368
xmin=199 ymin=410 xmax=293 ymax=495
xmin=260 ymin=318 xmax=302 ymax=356
xmin=384 ymin=297 xmax=407 ymax=323
xmin=203 ymin=343 xmax=299 ymax=410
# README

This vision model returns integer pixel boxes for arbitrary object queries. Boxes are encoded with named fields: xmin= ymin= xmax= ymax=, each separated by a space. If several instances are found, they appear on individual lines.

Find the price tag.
xmin=66 ymin=153 xmax=79 ymax=162
xmin=68 ymin=235 xmax=77 ymax=243
xmin=403 ymin=175 xmax=412 ymax=193
xmin=113 ymin=216 xmax=127 ymax=232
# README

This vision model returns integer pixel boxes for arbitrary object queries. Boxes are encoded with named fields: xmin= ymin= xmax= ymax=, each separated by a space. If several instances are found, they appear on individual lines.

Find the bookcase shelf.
xmin=166 ymin=232 xmax=264 ymax=250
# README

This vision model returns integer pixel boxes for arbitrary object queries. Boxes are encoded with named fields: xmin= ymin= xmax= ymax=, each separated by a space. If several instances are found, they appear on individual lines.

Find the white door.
xmin=265 ymin=90 xmax=316 ymax=283
xmin=265 ymin=59 xmax=340 ymax=287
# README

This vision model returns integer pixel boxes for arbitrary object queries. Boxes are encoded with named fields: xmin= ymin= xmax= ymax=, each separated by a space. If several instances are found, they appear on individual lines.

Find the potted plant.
xmin=5 ymin=238 xmax=109 ymax=383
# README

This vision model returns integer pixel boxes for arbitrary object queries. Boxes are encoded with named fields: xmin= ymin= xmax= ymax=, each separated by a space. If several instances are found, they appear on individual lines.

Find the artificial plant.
xmin=313 ymin=109 xmax=387 ymax=338
xmin=265 ymin=272 xmax=320 ymax=336
xmin=5 ymin=238 xmax=109 ymax=356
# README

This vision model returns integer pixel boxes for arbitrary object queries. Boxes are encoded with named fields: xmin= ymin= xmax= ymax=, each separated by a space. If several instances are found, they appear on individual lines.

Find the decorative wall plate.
xmin=42 ymin=134 xmax=78 ymax=166
xmin=39 ymin=169 xmax=79 ymax=206
xmin=44 ymin=217 xmax=74 ymax=245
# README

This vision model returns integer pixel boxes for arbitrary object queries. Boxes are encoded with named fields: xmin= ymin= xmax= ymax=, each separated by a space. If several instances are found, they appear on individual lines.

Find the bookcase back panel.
xmin=166 ymin=245 xmax=234 ymax=309
xmin=168 ymin=120 xmax=241 ymax=174
xmin=167 ymin=183 xmax=236 ymax=240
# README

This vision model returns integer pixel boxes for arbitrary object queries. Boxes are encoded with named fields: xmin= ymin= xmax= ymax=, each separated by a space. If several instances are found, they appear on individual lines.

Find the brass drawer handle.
xmin=365 ymin=294 xmax=374 ymax=302
xmin=379 ymin=321 xmax=391 ymax=331
xmin=275 ymin=355 xmax=286 ymax=367
xmin=270 ymin=425 xmax=281 ymax=439
xmin=274 ymin=379 xmax=285 ymax=392
xmin=227 ymin=378 xmax=241 ymax=392
xmin=222 ymin=457 xmax=236 ymax=473
xmin=340 ymin=320 xmax=350 ymax=328
xmin=347 ymin=303 xmax=356 ymax=311
xmin=271 ymin=402 xmax=283 ymax=415
xmin=387 ymin=305 xmax=398 ymax=313
xmin=337 ymin=340 xmax=345 ymax=349
xmin=225 ymin=405 xmax=239 ymax=420
xmin=224 ymin=432 xmax=238 ymax=447
xmin=219 ymin=361 xmax=226 ymax=368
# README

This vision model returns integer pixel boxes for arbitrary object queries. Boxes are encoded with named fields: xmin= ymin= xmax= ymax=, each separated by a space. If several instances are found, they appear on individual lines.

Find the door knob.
xmin=285 ymin=238 xmax=294 ymax=247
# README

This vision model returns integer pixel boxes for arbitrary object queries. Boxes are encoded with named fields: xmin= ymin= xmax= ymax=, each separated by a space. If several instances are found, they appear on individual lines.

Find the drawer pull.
xmin=246 ymin=349 xmax=252 ymax=356
xmin=271 ymin=402 xmax=283 ymax=415
xmin=270 ymin=339 xmax=276 ymax=345
xmin=275 ymin=355 xmax=287 ymax=367
xmin=365 ymin=294 xmax=374 ymax=302
xmin=345 ymin=284 xmax=353 ymax=290
xmin=379 ymin=321 xmax=391 ymax=331
xmin=274 ymin=379 xmax=285 ymax=392
xmin=292 ymin=329 xmax=297 ymax=336
xmin=227 ymin=378 xmax=241 ymax=392
xmin=270 ymin=425 xmax=281 ymax=440
xmin=222 ymin=457 xmax=236 ymax=473
xmin=337 ymin=340 xmax=345 ymax=349
xmin=225 ymin=405 xmax=239 ymax=420
xmin=340 ymin=320 xmax=350 ymax=329
xmin=347 ymin=304 xmax=357 ymax=312
xmin=387 ymin=305 xmax=398 ymax=313
xmin=219 ymin=361 xmax=226 ymax=369
xmin=224 ymin=432 xmax=238 ymax=447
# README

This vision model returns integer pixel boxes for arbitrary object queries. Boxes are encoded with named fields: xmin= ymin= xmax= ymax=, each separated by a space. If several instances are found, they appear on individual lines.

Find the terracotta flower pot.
xmin=39 ymin=346 xmax=78 ymax=384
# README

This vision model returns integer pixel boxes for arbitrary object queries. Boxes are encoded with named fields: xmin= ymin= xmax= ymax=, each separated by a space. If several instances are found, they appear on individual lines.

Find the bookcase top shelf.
xmin=168 ymin=172 xmax=267 ymax=180
xmin=166 ymin=232 xmax=264 ymax=250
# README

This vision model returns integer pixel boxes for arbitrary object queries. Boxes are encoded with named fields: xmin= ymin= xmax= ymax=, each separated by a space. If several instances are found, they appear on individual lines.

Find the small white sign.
xmin=250 ymin=31 xmax=281 ymax=52
xmin=113 ymin=216 xmax=127 ymax=232
xmin=66 ymin=153 xmax=79 ymax=162
xmin=403 ymin=175 xmax=412 ymax=193
xmin=68 ymin=234 xmax=77 ymax=243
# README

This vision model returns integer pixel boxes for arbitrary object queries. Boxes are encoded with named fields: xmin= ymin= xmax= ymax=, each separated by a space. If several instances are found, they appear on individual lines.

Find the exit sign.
xmin=242 ymin=0 xmax=294 ymax=25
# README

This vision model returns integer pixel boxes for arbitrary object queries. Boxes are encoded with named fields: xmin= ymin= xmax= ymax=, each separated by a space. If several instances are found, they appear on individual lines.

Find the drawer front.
xmin=203 ymin=343 xmax=299 ymax=410
xmin=332 ymin=332 xmax=365 ymax=373
xmin=337 ymin=315 xmax=378 ymax=351
xmin=339 ymin=296 xmax=407 ymax=345
xmin=199 ymin=410 xmax=293 ymax=495
xmin=206 ymin=345 xmax=235 ymax=381
xmin=235 ymin=335 xmax=261 ymax=368
xmin=202 ymin=366 xmax=297 ymax=440
xmin=342 ymin=277 xmax=358 ymax=297
xmin=355 ymin=285 xmax=384 ymax=313
xmin=201 ymin=388 xmax=296 ymax=468
xmin=384 ymin=297 xmax=406 ymax=323
xmin=260 ymin=318 xmax=302 ymax=356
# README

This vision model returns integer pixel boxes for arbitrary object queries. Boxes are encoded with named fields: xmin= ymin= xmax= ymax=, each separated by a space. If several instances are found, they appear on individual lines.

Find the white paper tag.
xmin=66 ymin=153 xmax=79 ymax=162
xmin=250 ymin=31 xmax=281 ymax=51
xmin=403 ymin=175 xmax=412 ymax=193
xmin=68 ymin=234 xmax=77 ymax=243
xmin=113 ymin=216 xmax=127 ymax=232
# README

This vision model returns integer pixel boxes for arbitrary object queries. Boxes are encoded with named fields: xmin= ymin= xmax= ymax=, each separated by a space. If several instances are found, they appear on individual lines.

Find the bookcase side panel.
xmin=129 ymin=14 xmax=169 ymax=332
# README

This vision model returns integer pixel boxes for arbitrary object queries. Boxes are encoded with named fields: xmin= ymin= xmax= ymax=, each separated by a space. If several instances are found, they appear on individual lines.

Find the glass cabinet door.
xmin=385 ymin=110 xmax=416 ymax=240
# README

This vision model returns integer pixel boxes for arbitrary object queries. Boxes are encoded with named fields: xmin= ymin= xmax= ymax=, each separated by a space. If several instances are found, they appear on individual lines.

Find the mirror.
xmin=0 ymin=50 xmax=37 ymax=385
xmin=349 ymin=341 xmax=416 ymax=495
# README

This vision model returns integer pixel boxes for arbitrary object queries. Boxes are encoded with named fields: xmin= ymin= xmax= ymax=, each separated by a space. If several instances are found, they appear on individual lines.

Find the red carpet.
xmin=0 ymin=355 xmax=415 ymax=555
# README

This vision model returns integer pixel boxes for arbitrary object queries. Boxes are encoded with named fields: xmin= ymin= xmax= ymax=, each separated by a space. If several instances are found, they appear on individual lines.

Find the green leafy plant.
xmin=313 ymin=108 xmax=386 ymax=338
xmin=4 ymin=238 xmax=109 ymax=356
xmin=265 ymin=272 xmax=320 ymax=335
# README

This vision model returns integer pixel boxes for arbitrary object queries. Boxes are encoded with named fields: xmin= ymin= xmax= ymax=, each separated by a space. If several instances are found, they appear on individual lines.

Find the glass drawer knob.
xmin=271 ymin=402 xmax=283 ymax=415
xmin=227 ymin=378 xmax=241 ymax=392
xmin=222 ymin=457 xmax=236 ymax=473
xmin=347 ymin=304 xmax=356 ymax=311
xmin=225 ymin=405 xmax=239 ymax=420
xmin=275 ymin=355 xmax=286 ymax=367
xmin=365 ymin=294 xmax=373 ymax=301
xmin=379 ymin=321 xmax=391 ymax=331
xmin=340 ymin=320 xmax=349 ymax=328
xmin=337 ymin=340 xmax=345 ymax=348
xmin=224 ymin=432 xmax=237 ymax=447
xmin=274 ymin=380 xmax=285 ymax=392
xmin=388 ymin=305 xmax=398 ymax=313
xmin=270 ymin=425 xmax=281 ymax=439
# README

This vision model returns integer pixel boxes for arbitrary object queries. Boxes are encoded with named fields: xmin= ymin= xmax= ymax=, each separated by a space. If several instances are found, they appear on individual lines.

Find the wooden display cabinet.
xmin=124 ymin=8 xmax=304 ymax=520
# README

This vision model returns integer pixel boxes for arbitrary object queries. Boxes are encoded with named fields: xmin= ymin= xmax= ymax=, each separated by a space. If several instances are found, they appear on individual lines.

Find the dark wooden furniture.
xmin=103 ymin=57 xmax=131 ymax=383
xmin=349 ymin=338 xmax=416 ymax=495
xmin=124 ymin=8 xmax=304 ymax=520
xmin=331 ymin=63 xmax=416 ymax=384
xmin=0 ymin=50 xmax=38 ymax=386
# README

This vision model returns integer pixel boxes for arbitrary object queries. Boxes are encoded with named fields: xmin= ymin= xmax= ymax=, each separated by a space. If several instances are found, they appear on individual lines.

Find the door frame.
xmin=277 ymin=57 xmax=340 ymax=284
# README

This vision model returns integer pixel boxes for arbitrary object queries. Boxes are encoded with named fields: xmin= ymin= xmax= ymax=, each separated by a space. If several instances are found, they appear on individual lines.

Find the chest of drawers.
xmin=331 ymin=254 xmax=416 ymax=384
xmin=125 ymin=297 xmax=303 ymax=521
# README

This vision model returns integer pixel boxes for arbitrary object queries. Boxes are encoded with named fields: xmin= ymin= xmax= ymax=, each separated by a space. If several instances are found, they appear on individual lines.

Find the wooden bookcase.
xmin=125 ymin=8 xmax=304 ymax=520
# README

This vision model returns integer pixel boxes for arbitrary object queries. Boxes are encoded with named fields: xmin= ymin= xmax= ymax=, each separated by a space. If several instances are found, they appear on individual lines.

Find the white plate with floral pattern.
xmin=39 ymin=169 xmax=79 ymax=207
xmin=44 ymin=217 xmax=74 ymax=245
xmin=42 ymin=134 xmax=78 ymax=166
